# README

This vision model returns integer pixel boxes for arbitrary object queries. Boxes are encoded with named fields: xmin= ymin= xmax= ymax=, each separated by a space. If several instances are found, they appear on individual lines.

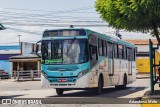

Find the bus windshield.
xmin=42 ymin=39 xmax=89 ymax=64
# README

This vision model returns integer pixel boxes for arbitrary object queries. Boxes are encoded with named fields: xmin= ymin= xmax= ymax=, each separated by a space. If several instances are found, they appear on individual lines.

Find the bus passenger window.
xmin=118 ymin=45 xmax=123 ymax=59
xmin=132 ymin=48 xmax=136 ymax=61
xmin=127 ymin=48 xmax=132 ymax=61
xmin=103 ymin=41 xmax=107 ymax=56
xmin=107 ymin=42 xmax=113 ymax=58
xmin=98 ymin=39 xmax=103 ymax=56
xmin=123 ymin=46 xmax=126 ymax=60
xmin=89 ymin=44 xmax=97 ymax=60
xmin=89 ymin=34 xmax=98 ymax=68
xmin=114 ymin=44 xmax=118 ymax=58
xmin=126 ymin=47 xmax=128 ymax=59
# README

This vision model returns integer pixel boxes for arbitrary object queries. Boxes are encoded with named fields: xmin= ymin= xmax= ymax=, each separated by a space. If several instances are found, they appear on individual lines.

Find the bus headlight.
xmin=78 ymin=69 xmax=88 ymax=78
xmin=42 ymin=71 xmax=48 ymax=79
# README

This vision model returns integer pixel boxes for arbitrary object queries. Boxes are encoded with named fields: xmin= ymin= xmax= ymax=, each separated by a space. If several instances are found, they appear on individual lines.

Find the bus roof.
xmin=85 ymin=28 xmax=135 ymax=48
xmin=43 ymin=28 xmax=135 ymax=48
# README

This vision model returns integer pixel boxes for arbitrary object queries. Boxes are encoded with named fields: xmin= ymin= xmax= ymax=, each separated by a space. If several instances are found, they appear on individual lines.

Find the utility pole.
xmin=17 ymin=35 xmax=22 ymax=46
xmin=116 ymin=29 xmax=122 ymax=39
xmin=116 ymin=29 xmax=119 ymax=36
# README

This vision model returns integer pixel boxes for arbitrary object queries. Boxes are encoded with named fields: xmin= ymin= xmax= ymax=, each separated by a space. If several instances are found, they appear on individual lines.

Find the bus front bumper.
xmin=41 ymin=73 xmax=97 ymax=89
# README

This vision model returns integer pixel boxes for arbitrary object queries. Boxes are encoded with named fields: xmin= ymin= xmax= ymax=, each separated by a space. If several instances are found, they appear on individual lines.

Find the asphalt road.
xmin=0 ymin=78 xmax=150 ymax=106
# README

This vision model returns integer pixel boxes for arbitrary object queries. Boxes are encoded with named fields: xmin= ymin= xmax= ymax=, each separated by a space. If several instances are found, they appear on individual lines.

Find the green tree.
xmin=95 ymin=0 xmax=160 ymax=43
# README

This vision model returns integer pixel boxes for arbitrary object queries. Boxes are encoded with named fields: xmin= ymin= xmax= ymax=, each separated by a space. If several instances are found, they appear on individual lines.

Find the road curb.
xmin=141 ymin=90 xmax=160 ymax=107
xmin=136 ymin=77 xmax=150 ymax=79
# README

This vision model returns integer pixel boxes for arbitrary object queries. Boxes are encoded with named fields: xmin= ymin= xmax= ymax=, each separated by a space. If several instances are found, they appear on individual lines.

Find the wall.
xmin=0 ymin=60 xmax=11 ymax=74
xmin=136 ymin=52 xmax=160 ymax=73
xmin=0 ymin=45 xmax=20 ymax=74
xmin=136 ymin=44 xmax=157 ymax=52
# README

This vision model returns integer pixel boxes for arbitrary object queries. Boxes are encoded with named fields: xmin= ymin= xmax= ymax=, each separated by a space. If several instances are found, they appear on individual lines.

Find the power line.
xmin=0 ymin=6 xmax=94 ymax=13
xmin=0 ymin=9 xmax=98 ymax=18
xmin=0 ymin=6 xmax=99 ymax=22
xmin=0 ymin=12 xmax=103 ymax=24
xmin=7 ymin=27 xmax=42 ymax=35
xmin=0 ymin=10 xmax=96 ymax=17
xmin=4 ymin=22 xmax=108 ymax=27
xmin=0 ymin=13 xmax=101 ymax=21
xmin=1 ymin=20 xmax=105 ymax=24
xmin=0 ymin=40 xmax=39 ymax=45
xmin=0 ymin=6 xmax=109 ymax=45
xmin=0 ymin=6 xmax=105 ymax=28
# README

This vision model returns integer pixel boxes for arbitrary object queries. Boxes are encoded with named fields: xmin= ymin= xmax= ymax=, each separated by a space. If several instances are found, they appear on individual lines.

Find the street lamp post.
xmin=17 ymin=35 xmax=22 ymax=46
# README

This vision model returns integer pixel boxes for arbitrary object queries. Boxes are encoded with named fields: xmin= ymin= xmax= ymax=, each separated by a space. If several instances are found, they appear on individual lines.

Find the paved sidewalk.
xmin=136 ymin=74 xmax=150 ymax=79
xmin=141 ymin=84 xmax=160 ymax=107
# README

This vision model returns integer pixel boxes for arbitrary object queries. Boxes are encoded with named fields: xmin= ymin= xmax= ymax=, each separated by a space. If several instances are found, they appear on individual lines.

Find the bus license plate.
xmin=58 ymin=79 xmax=67 ymax=82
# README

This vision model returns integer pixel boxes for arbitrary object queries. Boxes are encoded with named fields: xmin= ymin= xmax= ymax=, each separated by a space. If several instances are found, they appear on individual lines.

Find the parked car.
xmin=0 ymin=69 xmax=10 ymax=79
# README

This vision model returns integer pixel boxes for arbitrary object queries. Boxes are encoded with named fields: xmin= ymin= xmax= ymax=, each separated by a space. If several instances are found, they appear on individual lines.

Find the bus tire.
xmin=96 ymin=75 xmax=103 ymax=95
xmin=122 ymin=74 xmax=127 ymax=89
xmin=56 ymin=89 xmax=64 ymax=95
xmin=115 ymin=75 xmax=127 ymax=90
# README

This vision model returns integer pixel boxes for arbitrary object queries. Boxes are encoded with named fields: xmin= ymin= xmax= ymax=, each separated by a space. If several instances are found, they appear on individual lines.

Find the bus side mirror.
xmin=36 ymin=40 xmax=41 ymax=58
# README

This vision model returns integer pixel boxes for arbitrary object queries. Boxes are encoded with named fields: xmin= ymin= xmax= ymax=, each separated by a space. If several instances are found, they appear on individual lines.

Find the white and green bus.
xmin=36 ymin=28 xmax=136 ymax=95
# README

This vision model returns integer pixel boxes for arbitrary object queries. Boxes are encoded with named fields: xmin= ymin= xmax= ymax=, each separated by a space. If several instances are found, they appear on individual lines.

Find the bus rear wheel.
xmin=115 ymin=75 xmax=127 ymax=90
xmin=122 ymin=75 xmax=127 ymax=89
xmin=56 ymin=89 xmax=64 ymax=95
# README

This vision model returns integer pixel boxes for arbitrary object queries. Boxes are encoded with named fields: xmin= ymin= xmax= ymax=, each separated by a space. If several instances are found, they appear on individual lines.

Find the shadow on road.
xmin=0 ymin=94 xmax=26 ymax=99
xmin=48 ymin=86 xmax=147 ymax=98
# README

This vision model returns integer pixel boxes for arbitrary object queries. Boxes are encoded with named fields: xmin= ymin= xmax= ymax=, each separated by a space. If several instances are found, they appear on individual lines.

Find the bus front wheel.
xmin=56 ymin=89 xmax=64 ymax=95
xmin=96 ymin=76 xmax=103 ymax=95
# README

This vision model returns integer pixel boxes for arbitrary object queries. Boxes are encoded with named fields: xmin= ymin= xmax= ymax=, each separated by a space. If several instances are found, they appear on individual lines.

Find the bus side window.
xmin=107 ymin=42 xmax=113 ymax=58
xmin=89 ymin=44 xmax=92 ymax=60
xmin=103 ymin=40 xmax=107 ymax=56
xmin=123 ymin=46 xmax=126 ymax=60
xmin=89 ymin=44 xmax=98 ymax=61
xmin=98 ymin=38 xmax=107 ymax=56
xmin=126 ymin=47 xmax=128 ymax=60
xmin=118 ymin=44 xmax=123 ymax=59
xmin=98 ymin=38 xmax=103 ymax=56
xmin=132 ymin=48 xmax=136 ymax=61
xmin=127 ymin=48 xmax=132 ymax=61
xmin=89 ymin=34 xmax=98 ymax=68
xmin=114 ymin=44 xmax=118 ymax=58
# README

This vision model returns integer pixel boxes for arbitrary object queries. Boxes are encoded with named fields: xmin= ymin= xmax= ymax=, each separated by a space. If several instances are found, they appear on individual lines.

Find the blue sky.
xmin=0 ymin=0 xmax=153 ymax=45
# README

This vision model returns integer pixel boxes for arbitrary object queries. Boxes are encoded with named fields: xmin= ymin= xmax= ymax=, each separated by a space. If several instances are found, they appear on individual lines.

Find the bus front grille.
xmin=50 ymin=84 xmax=75 ymax=86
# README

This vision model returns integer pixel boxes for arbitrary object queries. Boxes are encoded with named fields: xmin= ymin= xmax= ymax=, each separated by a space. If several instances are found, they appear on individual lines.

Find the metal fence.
xmin=0 ymin=74 xmax=10 ymax=79
xmin=13 ymin=70 xmax=41 ymax=81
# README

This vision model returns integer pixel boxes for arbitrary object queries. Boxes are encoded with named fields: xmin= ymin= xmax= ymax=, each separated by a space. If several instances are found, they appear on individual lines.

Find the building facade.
xmin=9 ymin=42 xmax=41 ymax=77
xmin=125 ymin=39 xmax=159 ymax=73
xmin=0 ymin=46 xmax=20 ymax=74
